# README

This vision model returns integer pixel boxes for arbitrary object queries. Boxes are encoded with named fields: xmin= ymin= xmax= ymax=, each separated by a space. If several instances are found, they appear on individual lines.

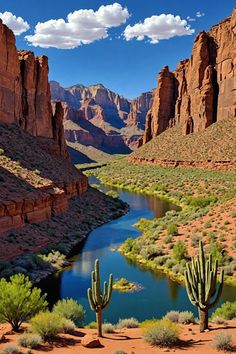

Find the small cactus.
xmin=87 ymin=259 xmax=113 ymax=337
xmin=185 ymin=241 xmax=224 ymax=332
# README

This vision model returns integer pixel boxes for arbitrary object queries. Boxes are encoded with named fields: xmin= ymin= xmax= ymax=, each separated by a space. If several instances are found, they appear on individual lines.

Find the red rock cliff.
xmin=0 ymin=19 xmax=67 ymax=158
xmin=142 ymin=8 xmax=236 ymax=145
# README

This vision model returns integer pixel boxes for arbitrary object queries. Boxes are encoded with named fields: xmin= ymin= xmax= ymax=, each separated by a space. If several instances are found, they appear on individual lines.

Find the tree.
xmin=87 ymin=259 xmax=113 ymax=337
xmin=173 ymin=240 xmax=188 ymax=262
xmin=0 ymin=274 xmax=48 ymax=331
xmin=185 ymin=241 xmax=224 ymax=332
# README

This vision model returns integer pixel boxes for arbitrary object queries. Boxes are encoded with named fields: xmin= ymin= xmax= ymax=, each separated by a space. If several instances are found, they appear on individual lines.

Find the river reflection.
xmin=40 ymin=177 xmax=235 ymax=323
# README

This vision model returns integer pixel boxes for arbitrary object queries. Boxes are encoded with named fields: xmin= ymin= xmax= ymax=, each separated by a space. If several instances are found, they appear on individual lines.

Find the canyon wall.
xmin=0 ymin=19 xmax=68 ymax=158
xmin=142 ymin=8 xmax=236 ymax=145
xmin=0 ymin=20 xmax=88 ymax=233
xmin=51 ymin=81 xmax=153 ymax=151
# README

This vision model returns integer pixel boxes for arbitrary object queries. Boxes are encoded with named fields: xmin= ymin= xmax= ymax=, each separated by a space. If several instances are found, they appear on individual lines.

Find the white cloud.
xmin=187 ymin=16 xmax=196 ymax=22
xmin=124 ymin=14 xmax=195 ymax=44
xmin=0 ymin=11 xmax=29 ymax=35
xmin=25 ymin=3 xmax=129 ymax=49
xmin=196 ymin=11 xmax=205 ymax=18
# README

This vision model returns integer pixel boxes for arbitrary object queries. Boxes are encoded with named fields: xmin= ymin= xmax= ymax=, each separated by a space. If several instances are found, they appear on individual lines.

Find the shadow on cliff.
xmin=67 ymin=146 xmax=95 ymax=164
xmin=0 ymin=123 xmax=82 ymax=190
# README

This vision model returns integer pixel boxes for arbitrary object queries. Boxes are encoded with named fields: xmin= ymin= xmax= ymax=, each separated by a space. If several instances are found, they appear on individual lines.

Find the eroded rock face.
xmin=142 ymin=8 xmax=236 ymax=144
xmin=50 ymin=81 xmax=153 ymax=150
xmin=0 ymin=20 xmax=67 ymax=157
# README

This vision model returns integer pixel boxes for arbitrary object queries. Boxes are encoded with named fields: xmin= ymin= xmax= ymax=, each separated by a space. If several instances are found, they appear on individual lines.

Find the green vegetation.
xmin=142 ymin=319 xmax=180 ymax=347
xmin=164 ymin=311 xmax=195 ymax=324
xmin=87 ymin=259 xmax=113 ymax=337
xmin=30 ymin=311 xmax=65 ymax=342
xmin=18 ymin=333 xmax=42 ymax=349
xmin=102 ymin=323 xmax=116 ymax=333
xmin=0 ymin=274 xmax=47 ymax=331
xmin=113 ymin=278 xmax=139 ymax=292
xmin=53 ymin=298 xmax=85 ymax=324
xmin=212 ymin=333 xmax=233 ymax=351
xmin=116 ymin=318 xmax=139 ymax=329
xmin=185 ymin=242 xmax=224 ymax=332
xmin=211 ymin=301 xmax=236 ymax=320
xmin=86 ymin=161 xmax=236 ymax=287
xmin=2 ymin=345 xmax=20 ymax=354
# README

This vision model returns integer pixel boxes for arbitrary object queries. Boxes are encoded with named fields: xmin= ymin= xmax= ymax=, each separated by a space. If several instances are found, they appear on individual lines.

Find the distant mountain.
xmin=50 ymin=81 xmax=153 ymax=163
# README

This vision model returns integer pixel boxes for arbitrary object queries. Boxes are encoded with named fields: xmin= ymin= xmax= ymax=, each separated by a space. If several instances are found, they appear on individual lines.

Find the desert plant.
xmin=30 ymin=311 xmax=64 ymax=342
xmin=2 ymin=345 xmax=20 ymax=354
xmin=173 ymin=240 xmax=188 ymax=262
xmin=0 ymin=274 xmax=47 ymax=331
xmin=212 ymin=333 xmax=233 ymax=351
xmin=178 ymin=311 xmax=195 ymax=324
xmin=53 ymin=298 xmax=85 ymax=323
xmin=18 ymin=333 xmax=42 ymax=348
xmin=116 ymin=318 xmax=139 ymax=329
xmin=185 ymin=241 xmax=224 ymax=332
xmin=167 ymin=223 xmax=178 ymax=236
xmin=61 ymin=319 xmax=76 ymax=333
xmin=85 ymin=321 xmax=97 ymax=329
xmin=143 ymin=319 xmax=180 ymax=347
xmin=212 ymin=301 xmax=236 ymax=320
xmin=102 ymin=323 xmax=116 ymax=333
xmin=163 ymin=311 xmax=179 ymax=323
xmin=114 ymin=351 xmax=127 ymax=354
xmin=87 ymin=259 xmax=113 ymax=337
xmin=211 ymin=316 xmax=226 ymax=325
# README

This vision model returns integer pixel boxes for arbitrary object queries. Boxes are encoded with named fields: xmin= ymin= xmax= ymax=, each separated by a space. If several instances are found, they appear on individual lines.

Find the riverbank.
xmin=85 ymin=161 xmax=236 ymax=287
xmin=0 ymin=187 xmax=129 ymax=283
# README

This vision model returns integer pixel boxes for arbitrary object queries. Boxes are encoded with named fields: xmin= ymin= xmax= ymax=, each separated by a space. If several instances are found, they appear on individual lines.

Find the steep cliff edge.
xmin=50 ymin=81 xmax=153 ymax=160
xmin=141 ymin=8 xmax=236 ymax=145
xmin=0 ymin=19 xmax=88 ymax=233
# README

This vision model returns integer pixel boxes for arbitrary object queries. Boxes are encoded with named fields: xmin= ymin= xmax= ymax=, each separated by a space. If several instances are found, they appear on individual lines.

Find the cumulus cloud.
xmin=124 ymin=14 xmax=195 ymax=44
xmin=196 ymin=11 xmax=205 ymax=18
xmin=187 ymin=16 xmax=196 ymax=22
xmin=25 ymin=3 xmax=129 ymax=49
xmin=0 ymin=11 xmax=29 ymax=35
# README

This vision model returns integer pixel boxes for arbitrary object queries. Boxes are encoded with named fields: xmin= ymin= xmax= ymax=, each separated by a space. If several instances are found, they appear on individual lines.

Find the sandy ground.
xmin=0 ymin=322 xmax=236 ymax=354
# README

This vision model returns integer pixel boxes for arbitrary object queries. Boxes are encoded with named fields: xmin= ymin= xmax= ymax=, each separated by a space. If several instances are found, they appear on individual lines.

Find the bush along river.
xmin=40 ymin=176 xmax=236 ymax=324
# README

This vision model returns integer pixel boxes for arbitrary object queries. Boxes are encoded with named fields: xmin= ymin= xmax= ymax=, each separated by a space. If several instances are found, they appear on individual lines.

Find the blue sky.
xmin=0 ymin=0 xmax=235 ymax=98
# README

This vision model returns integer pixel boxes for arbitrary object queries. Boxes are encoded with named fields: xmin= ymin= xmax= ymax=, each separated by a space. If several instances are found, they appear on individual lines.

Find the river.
xmin=40 ymin=176 xmax=235 ymax=323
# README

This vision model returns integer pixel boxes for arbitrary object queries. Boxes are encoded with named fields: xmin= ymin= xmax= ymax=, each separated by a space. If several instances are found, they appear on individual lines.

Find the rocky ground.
xmin=0 ymin=322 xmax=235 ymax=354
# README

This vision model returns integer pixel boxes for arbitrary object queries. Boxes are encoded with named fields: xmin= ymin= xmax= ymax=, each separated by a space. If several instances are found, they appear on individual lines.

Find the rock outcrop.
xmin=0 ymin=19 xmax=68 ymax=158
xmin=0 ymin=20 xmax=88 ymax=233
xmin=50 ymin=81 xmax=153 ymax=152
xmin=142 ymin=8 xmax=236 ymax=145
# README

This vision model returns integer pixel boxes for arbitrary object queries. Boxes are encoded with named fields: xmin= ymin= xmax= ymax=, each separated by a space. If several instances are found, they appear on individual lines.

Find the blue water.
xmin=40 ymin=177 xmax=235 ymax=323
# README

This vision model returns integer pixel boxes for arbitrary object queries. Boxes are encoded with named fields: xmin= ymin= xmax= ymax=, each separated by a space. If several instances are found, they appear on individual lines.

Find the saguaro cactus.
xmin=87 ymin=259 xmax=113 ymax=337
xmin=185 ymin=241 xmax=224 ymax=332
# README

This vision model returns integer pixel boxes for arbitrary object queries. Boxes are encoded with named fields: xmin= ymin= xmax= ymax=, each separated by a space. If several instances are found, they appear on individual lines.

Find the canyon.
xmin=50 ymin=81 xmax=153 ymax=162
xmin=0 ymin=18 xmax=89 ymax=234
xmin=141 ymin=7 xmax=236 ymax=146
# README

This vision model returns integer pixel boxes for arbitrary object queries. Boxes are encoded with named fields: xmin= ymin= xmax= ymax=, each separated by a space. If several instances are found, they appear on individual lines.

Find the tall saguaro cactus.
xmin=87 ymin=259 xmax=113 ymax=337
xmin=185 ymin=241 xmax=224 ymax=332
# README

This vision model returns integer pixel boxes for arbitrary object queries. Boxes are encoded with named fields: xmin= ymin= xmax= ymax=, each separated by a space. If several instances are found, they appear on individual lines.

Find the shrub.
xmin=85 ymin=321 xmax=97 ymax=329
xmin=106 ymin=190 xmax=119 ymax=199
xmin=0 ymin=274 xmax=47 ymax=331
xmin=114 ymin=351 xmax=127 ymax=354
xmin=53 ymin=298 xmax=85 ymax=324
xmin=30 ymin=311 xmax=64 ymax=342
xmin=143 ymin=319 xmax=180 ymax=347
xmin=18 ymin=333 xmax=42 ymax=348
xmin=39 ymin=251 xmax=66 ymax=269
xmin=116 ymin=318 xmax=139 ymax=329
xmin=178 ymin=311 xmax=195 ymax=324
xmin=163 ymin=311 xmax=179 ymax=323
xmin=172 ymin=241 xmax=188 ymax=262
xmin=140 ymin=245 xmax=164 ymax=260
xmin=167 ymin=224 xmax=178 ymax=236
xmin=211 ymin=316 xmax=226 ymax=325
xmin=62 ymin=319 xmax=76 ymax=333
xmin=102 ymin=323 xmax=116 ymax=333
xmin=212 ymin=301 xmax=236 ymax=320
xmin=121 ymin=238 xmax=134 ymax=253
xmin=2 ymin=345 xmax=20 ymax=354
xmin=212 ymin=333 xmax=233 ymax=351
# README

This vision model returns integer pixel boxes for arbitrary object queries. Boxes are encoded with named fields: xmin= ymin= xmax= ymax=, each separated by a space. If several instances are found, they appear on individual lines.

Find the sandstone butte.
xmin=141 ymin=7 xmax=236 ymax=145
xmin=50 ymin=81 xmax=153 ymax=151
xmin=0 ymin=19 xmax=88 ymax=233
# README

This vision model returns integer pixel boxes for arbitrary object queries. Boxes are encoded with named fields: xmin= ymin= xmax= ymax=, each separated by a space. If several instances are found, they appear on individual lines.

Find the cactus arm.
xmin=88 ymin=288 xmax=97 ymax=312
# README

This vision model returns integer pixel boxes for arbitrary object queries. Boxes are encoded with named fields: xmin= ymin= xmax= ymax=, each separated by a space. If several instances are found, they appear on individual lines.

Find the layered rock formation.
xmin=0 ymin=19 xmax=68 ymax=158
xmin=50 ymin=81 xmax=153 ymax=154
xmin=0 ymin=20 xmax=88 ymax=233
xmin=142 ymin=8 xmax=236 ymax=145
